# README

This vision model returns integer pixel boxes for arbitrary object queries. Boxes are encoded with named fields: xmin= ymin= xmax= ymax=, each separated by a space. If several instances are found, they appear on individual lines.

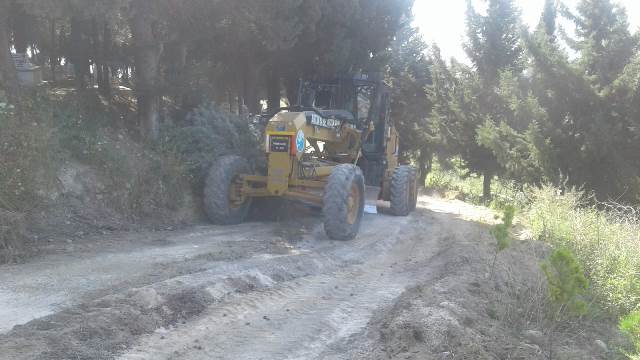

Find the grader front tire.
xmin=204 ymin=155 xmax=252 ymax=225
xmin=323 ymin=164 xmax=365 ymax=241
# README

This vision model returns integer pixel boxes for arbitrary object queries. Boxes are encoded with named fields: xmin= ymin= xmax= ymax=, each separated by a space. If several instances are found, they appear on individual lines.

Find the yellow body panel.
xmin=263 ymin=110 xmax=364 ymax=197
xmin=248 ymin=109 xmax=400 ymax=203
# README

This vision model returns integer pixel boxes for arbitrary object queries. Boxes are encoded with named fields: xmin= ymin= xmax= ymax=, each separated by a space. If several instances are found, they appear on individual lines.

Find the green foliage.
xmin=542 ymin=248 xmax=589 ymax=317
xmin=523 ymin=0 xmax=640 ymax=200
xmin=428 ymin=0 xmax=640 ymax=202
xmin=527 ymin=186 xmax=640 ymax=316
xmin=491 ymin=205 xmax=515 ymax=251
xmin=159 ymin=103 xmax=261 ymax=185
xmin=55 ymin=97 xmax=131 ymax=180
xmin=620 ymin=310 xmax=640 ymax=354
xmin=381 ymin=25 xmax=433 ymax=163
xmin=425 ymin=160 xmax=528 ymax=210
xmin=0 ymin=95 xmax=59 ymax=212
xmin=489 ymin=205 xmax=516 ymax=278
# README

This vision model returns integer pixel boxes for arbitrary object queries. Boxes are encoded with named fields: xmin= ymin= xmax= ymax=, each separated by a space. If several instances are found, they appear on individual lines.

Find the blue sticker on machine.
xmin=296 ymin=130 xmax=305 ymax=153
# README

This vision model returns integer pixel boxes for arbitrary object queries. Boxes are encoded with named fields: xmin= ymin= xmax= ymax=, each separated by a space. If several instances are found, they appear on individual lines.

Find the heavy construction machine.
xmin=204 ymin=74 xmax=418 ymax=240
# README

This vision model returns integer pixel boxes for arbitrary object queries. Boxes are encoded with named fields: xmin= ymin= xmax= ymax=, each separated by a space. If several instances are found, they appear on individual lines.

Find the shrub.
xmin=620 ymin=310 xmax=640 ymax=355
xmin=527 ymin=186 xmax=640 ymax=316
xmin=542 ymin=248 xmax=589 ymax=318
xmin=492 ymin=205 xmax=515 ymax=250
xmin=0 ymin=95 xmax=59 ymax=212
xmin=425 ymin=160 xmax=527 ymax=209
xmin=159 ymin=103 xmax=261 ymax=186
xmin=490 ymin=205 xmax=516 ymax=277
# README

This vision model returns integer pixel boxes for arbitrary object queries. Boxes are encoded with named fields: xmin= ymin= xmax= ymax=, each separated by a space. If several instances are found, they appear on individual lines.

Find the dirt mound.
xmin=353 ymin=216 xmax=624 ymax=360
xmin=0 ymin=286 xmax=215 ymax=360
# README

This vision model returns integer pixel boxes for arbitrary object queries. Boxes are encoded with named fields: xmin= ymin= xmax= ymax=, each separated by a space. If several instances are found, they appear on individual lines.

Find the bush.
xmin=620 ymin=310 xmax=640 ymax=355
xmin=0 ymin=96 xmax=59 ymax=212
xmin=542 ymin=248 xmax=589 ymax=318
xmin=527 ymin=186 xmax=640 ymax=316
xmin=491 ymin=205 xmax=516 ymax=251
xmin=490 ymin=205 xmax=516 ymax=277
xmin=159 ymin=103 xmax=262 ymax=186
xmin=426 ymin=161 xmax=527 ymax=209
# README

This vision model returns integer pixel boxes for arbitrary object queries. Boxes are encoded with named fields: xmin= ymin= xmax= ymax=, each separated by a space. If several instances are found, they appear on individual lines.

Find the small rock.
xmin=594 ymin=340 xmax=608 ymax=353
xmin=245 ymin=322 xmax=251 ymax=326
xmin=439 ymin=301 xmax=463 ymax=315
xmin=130 ymin=288 xmax=162 ymax=309
xmin=263 ymin=315 xmax=270 ymax=321
xmin=523 ymin=330 xmax=545 ymax=347
xmin=520 ymin=342 xmax=541 ymax=352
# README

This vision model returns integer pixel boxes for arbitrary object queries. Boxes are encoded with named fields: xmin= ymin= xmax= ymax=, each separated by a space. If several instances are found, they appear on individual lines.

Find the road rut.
xmin=0 ymin=196 xmax=493 ymax=359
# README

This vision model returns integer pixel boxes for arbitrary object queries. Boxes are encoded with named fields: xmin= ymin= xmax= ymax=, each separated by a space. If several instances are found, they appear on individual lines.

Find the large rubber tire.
xmin=204 ymin=155 xmax=252 ymax=225
xmin=323 ymin=164 xmax=365 ymax=241
xmin=390 ymin=165 xmax=417 ymax=216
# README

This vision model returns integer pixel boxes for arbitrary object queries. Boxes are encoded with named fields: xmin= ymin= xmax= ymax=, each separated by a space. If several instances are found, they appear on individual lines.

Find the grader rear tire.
xmin=204 ymin=155 xmax=252 ymax=225
xmin=323 ymin=164 xmax=365 ymax=241
xmin=390 ymin=165 xmax=417 ymax=216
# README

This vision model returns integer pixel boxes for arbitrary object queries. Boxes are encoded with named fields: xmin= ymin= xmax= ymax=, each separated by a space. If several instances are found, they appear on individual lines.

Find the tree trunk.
xmin=483 ymin=171 xmax=492 ymax=202
xmin=236 ymin=92 xmax=243 ymax=116
xmin=0 ymin=3 xmax=18 ymax=99
xmin=11 ymin=4 xmax=28 ymax=54
xmin=243 ymin=65 xmax=260 ymax=114
xmin=131 ymin=0 xmax=163 ymax=141
xmin=266 ymin=65 xmax=280 ymax=115
xmin=284 ymin=75 xmax=300 ymax=107
xmin=70 ymin=17 xmax=90 ymax=90
xmin=100 ymin=23 xmax=112 ymax=97
xmin=418 ymin=149 xmax=431 ymax=187
xmin=49 ymin=19 xmax=56 ymax=84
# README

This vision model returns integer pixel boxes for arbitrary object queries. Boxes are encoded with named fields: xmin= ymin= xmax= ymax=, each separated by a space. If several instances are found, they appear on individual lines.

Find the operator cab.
xmin=298 ymin=74 xmax=394 ymax=187
xmin=299 ymin=75 xmax=391 ymax=155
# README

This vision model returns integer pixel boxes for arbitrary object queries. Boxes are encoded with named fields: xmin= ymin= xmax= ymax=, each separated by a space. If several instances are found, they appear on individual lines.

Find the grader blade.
xmin=364 ymin=186 xmax=388 ymax=214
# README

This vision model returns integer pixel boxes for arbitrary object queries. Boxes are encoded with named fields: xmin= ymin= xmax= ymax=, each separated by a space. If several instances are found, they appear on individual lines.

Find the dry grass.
xmin=527 ymin=186 xmax=640 ymax=316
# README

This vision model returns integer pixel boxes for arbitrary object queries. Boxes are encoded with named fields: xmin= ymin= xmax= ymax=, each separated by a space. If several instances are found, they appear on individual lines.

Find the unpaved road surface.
xmin=0 ymin=196 xmax=616 ymax=359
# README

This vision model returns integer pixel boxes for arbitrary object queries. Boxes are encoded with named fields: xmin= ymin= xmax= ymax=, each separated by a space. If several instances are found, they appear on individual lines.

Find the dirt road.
xmin=0 ymin=196 xmax=615 ymax=359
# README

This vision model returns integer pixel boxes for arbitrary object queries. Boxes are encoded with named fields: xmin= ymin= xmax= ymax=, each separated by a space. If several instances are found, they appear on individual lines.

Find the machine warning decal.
xmin=306 ymin=112 xmax=341 ymax=129
xmin=296 ymin=130 xmax=306 ymax=153
xmin=270 ymin=135 xmax=290 ymax=153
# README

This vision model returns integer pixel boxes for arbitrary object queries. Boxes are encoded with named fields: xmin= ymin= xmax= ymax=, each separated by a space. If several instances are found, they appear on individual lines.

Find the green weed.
xmin=621 ymin=310 xmax=640 ymax=355
xmin=490 ymin=205 xmax=516 ymax=278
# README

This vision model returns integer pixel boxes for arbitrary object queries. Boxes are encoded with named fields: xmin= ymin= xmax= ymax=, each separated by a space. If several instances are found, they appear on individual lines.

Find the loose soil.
xmin=0 ymin=196 xmax=626 ymax=359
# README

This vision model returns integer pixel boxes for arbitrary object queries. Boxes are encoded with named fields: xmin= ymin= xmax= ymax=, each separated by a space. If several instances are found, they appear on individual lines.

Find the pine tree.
xmin=526 ymin=0 xmax=640 ymax=199
xmin=461 ymin=0 xmax=526 ymax=200
xmin=384 ymin=25 xmax=433 ymax=182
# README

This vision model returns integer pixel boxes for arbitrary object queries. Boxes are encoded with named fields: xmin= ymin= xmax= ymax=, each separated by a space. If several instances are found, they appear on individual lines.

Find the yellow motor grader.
xmin=204 ymin=74 xmax=418 ymax=240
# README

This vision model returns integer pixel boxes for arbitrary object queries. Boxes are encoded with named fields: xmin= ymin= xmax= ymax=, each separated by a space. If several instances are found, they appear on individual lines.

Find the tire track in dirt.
xmin=0 ymin=206 xmax=431 ymax=359
xmin=0 ymin=224 xmax=285 ymax=334
xmin=119 ymin=213 xmax=445 ymax=360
